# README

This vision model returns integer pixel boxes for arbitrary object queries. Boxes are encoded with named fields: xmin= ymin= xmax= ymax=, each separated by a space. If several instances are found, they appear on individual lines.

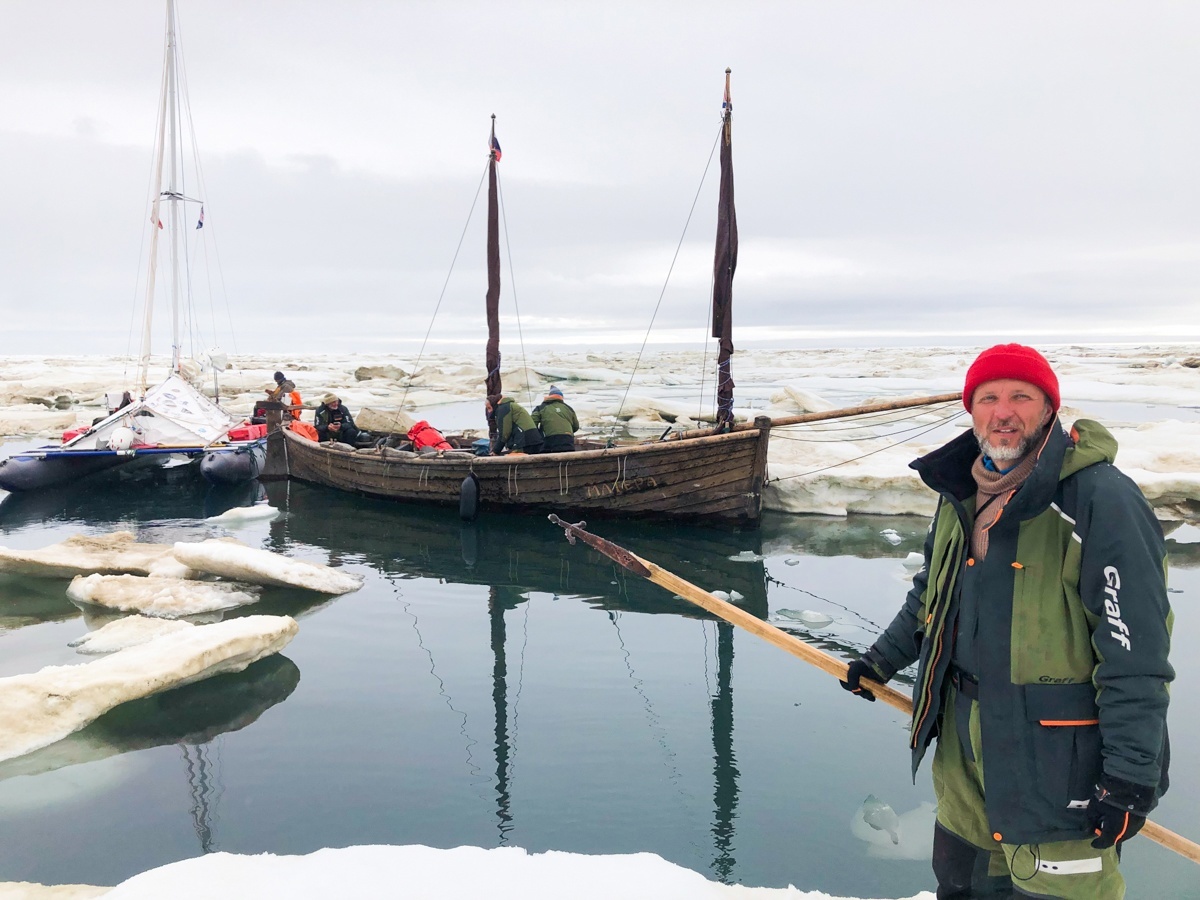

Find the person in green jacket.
xmin=532 ymin=385 xmax=579 ymax=453
xmin=841 ymin=344 xmax=1172 ymax=900
xmin=484 ymin=394 xmax=543 ymax=455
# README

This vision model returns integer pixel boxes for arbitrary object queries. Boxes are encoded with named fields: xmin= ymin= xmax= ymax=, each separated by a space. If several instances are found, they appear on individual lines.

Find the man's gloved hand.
xmin=840 ymin=659 xmax=878 ymax=702
xmin=1088 ymin=774 xmax=1154 ymax=849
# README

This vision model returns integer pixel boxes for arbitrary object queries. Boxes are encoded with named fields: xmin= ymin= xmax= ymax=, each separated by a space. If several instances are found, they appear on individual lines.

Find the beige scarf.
xmin=970 ymin=451 xmax=1040 ymax=560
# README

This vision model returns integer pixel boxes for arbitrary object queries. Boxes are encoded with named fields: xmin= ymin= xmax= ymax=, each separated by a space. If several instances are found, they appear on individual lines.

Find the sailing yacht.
xmin=0 ymin=0 xmax=263 ymax=493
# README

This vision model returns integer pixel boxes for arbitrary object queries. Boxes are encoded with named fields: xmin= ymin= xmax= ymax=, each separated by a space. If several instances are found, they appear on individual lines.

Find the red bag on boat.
xmin=291 ymin=421 xmax=320 ymax=442
xmin=228 ymin=423 xmax=267 ymax=442
xmin=407 ymin=420 xmax=452 ymax=452
xmin=62 ymin=427 xmax=87 ymax=444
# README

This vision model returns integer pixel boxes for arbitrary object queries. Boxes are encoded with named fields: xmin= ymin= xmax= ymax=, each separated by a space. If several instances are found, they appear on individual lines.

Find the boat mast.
xmin=136 ymin=0 xmax=184 ymax=392
xmin=485 ymin=115 xmax=502 ymax=442
xmin=137 ymin=3 xmax=174 ymax=394
xmin=712 ymin=68 xmax=738 ymax=430
xmin=165 ymin=0 xmax=183 ymax=376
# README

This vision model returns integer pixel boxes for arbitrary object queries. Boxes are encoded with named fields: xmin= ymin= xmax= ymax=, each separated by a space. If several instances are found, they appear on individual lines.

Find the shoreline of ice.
xmin=2 ymin=346 xmax=1197 ymax=521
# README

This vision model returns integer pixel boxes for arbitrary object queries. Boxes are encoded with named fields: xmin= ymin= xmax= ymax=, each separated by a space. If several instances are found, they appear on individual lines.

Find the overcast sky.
xmin=1 ymin=1 xmax=1198 ymax=360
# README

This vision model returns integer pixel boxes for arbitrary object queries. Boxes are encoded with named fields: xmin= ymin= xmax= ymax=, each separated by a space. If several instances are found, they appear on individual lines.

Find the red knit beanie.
xmin=963 ymin=344 xmax=1060 ymax=412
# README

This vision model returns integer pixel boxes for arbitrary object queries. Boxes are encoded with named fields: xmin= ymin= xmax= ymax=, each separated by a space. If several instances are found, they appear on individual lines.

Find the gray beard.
xmin=975 ymin=424 xmax=1046 ymax=463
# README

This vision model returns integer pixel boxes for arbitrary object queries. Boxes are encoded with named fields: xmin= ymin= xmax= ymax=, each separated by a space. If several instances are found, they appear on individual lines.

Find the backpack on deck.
xmin=407 ymin=420 xmax=452 ymax=452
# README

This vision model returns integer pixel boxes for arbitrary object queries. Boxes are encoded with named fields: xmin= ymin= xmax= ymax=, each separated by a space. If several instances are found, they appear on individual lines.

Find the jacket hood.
xmin=1060 ymin=418 xmax=1117 ymax=478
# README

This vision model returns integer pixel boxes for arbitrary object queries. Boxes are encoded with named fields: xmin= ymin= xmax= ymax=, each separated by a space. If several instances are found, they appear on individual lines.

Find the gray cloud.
xmin=1 ymin=1 xmax=1197 ymax=359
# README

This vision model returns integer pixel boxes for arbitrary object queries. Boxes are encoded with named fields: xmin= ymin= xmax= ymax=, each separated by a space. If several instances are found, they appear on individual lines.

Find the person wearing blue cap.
xmin=532 ymin=385 xmax=579 ymax=453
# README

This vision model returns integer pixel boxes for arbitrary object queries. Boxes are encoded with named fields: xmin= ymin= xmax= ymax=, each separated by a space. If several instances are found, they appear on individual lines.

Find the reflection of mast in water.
xmin=709 ymin=622 xmax=739 ymax=882
xmin=489 ymin=585 xmax=517 ymax=844
xmin=181 ymin=741 xmax=219 ymax=853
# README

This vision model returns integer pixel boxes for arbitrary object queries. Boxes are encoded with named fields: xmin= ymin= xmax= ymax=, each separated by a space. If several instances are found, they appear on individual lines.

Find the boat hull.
xmin=0 ymin=449 xmax=137 ymax=492
xmin=280 ymin=426 xmax=769 ymax=526
xmin=200 ymin=440 xmax=267 ymax=486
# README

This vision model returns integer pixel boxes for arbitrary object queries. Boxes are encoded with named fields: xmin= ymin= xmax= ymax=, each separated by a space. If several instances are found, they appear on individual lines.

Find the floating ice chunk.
xmin=775 ymin=609 xmax=834 ymax=629
xmin=1166 ymin=522 xmax=1200 ymax=544
xmin=205 ymin=504 xmax=280 ymax=525
xmin=784 ymin=558 xmax=800 ymax=566
xmin=0 ymin=531 xmax=198 ymax=580
xmin=880 ymin=529 xmax=902 ymax=545
xmin=710 ymin=590 xmax=731 ymax=601
xmin=850 ymin=798 xmax=938 ymax=860
xmin=67 ymin=573 xmax=261 ymax=617
xmin=68 ymin=615 xmax=193 ymax=654
xmin=859 ymin=794 xmax=901 ymax=844
xmin=901 ymin=552 xmax=925 ymax=571
xmin=727 ymin=550 xmax=765 ymax=562
xmin=0 ymin=615 xmax=298 ymax=763
xmin=729 ymin=590 xmax=744 ymax=603
xmin=172 ymin=540 xmax=363 ymax=594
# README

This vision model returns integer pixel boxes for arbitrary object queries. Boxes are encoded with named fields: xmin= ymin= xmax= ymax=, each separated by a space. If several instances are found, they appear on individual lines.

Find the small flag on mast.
xmin=490 ymin=135 xmax=502 ymax=161
xmin=196 ymin=206 xmax=205 ymax=230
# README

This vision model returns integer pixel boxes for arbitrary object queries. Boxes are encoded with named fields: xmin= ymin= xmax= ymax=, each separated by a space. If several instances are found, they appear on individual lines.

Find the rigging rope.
xmin=496 ymin=170 xmax=533 ymax=409
xmin=400 ymin=161 xmax=490 ymax=410
xmin=614 ymin=123 xmax=723 ymax=424
xmin=769 ymin=404 xmax=965 ymax=444
xmin=767 ymin=408 xmax=966 ymax=483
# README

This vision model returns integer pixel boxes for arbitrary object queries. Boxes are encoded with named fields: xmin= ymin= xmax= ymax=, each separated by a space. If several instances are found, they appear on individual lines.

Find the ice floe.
xmin=0 ymin=532 xmax=194 ymax=580
xmin=66 ymin=574 xmax=260 ymax=617
xmin=204 ymin=504 xmax=281 ymax=525
xmin=849 ymin=798 xmax=938 ymax=861
xmin=774 ymin=609 xmax=835 ymax=629
xmin=67 ymin=616 xmax=193 ymax=654
xmin=0 ymin=615 xmax=298 ymax=763
xmin=172 ymin=540 xmax=363 ymax=594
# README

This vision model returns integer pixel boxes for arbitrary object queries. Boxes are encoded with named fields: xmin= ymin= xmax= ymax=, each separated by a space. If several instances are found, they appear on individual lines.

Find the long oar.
xmin=547 ymin=516 xmax=1200 ymax=866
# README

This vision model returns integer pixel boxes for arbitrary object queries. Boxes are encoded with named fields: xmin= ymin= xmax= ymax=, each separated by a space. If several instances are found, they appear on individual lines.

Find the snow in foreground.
xmin=5 ymin=845 xmax=937 ymax=900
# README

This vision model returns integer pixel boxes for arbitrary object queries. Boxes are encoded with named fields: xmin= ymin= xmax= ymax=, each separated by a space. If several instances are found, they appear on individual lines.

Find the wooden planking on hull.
xmin=279 ymin=425 xmax=768 ymax=525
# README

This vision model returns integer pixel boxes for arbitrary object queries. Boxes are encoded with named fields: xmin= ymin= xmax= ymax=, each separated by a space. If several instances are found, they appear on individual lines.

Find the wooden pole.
xmin=760 ymin=391 xmax=963 ymax=429
xmin=666 ymin=392 xmax=964 ymax=441
xmin=547 ymin=516 xmax=1200 ymax=866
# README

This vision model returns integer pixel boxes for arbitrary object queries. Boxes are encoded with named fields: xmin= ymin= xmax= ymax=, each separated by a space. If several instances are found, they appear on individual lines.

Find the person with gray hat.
xmin=532 ymin=385 xmax=579 ymax=453
xmin=314 ymin=393 xmax=364 ymax=445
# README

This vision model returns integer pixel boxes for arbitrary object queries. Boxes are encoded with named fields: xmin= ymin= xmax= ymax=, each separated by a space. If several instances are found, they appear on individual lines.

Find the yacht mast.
xmin=166 ymin=0 xmax=183 ymax=375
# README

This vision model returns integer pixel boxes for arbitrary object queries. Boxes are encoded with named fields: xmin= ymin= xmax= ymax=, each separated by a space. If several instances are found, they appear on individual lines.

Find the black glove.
xmin=1088 ymin=774 xmax=1154 ymax=849
xmin=840 ymin=659 xmax=878 ymax=702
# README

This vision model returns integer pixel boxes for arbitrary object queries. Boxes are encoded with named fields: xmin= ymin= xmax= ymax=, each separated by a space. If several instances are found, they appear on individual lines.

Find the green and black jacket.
xmin=863 ymin=419 xmax=1173 ymax=844
xmin=532 ymin=398 xmax=579 ymax=438
xmin=491 ymin=397 xmax=541 ymax=454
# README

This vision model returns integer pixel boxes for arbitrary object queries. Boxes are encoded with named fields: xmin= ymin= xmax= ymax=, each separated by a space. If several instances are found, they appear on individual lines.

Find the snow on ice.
xmin=8 ymin=844 xmax=937 ymax=900
xmin=4 ymin=345 xmax=1194 ymax=521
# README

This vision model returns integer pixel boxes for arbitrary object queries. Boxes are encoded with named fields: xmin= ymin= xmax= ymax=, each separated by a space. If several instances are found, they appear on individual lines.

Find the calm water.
xmin=0 ymin=458 xmax=1197 ymax=897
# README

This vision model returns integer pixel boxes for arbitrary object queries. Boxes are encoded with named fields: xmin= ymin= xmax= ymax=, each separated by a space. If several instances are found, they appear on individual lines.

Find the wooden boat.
xmin=277 ymin=72 xmax=771 ymax=526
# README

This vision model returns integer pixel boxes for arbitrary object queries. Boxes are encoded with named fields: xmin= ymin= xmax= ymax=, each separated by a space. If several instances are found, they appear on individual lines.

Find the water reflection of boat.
xmin=263 ymin=481 xmax=768 ymax=621
xmin=0 ymin=474 xmax=263 ymax=532
xmin=0 ymin=654 xmax=299 ymax=781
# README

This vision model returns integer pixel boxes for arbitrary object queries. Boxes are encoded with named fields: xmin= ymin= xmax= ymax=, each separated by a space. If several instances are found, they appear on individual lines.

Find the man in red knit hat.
xmin=841 ymin=344 xmax=1172 ymax=899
